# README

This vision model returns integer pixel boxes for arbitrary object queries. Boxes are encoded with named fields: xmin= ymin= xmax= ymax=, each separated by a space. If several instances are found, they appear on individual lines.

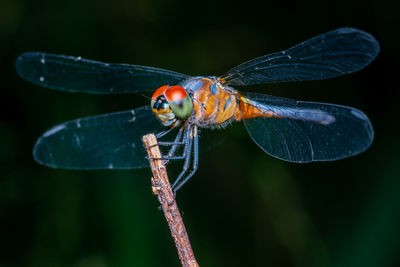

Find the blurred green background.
xmin=1 ymin=0 xmax=399 ymax=266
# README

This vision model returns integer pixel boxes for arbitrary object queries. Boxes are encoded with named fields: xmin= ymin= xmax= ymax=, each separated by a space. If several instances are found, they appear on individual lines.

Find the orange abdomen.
xmin=234 ymin=95 xmax=278 ymax=120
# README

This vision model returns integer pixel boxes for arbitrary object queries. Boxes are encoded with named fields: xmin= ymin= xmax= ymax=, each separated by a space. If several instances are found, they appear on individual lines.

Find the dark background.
xmin=1 ymin=0 xmax=399 ymax=266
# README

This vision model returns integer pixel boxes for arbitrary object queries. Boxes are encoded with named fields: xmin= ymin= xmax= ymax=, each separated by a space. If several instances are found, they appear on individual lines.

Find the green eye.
xmin=169 ymin=95 xmax=193 ymax=120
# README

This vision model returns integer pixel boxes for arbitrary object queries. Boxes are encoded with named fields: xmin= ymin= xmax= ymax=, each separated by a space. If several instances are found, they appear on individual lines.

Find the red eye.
xmin=165 ymin=85 xmax=187 ymax=102
xmin=152 ymin=85 xmax=169 ymax=100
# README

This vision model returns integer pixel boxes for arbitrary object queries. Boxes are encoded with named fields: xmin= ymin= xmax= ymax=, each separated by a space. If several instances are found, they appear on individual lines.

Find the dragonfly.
xmin=15 ymin=27 xmax=379 ymax=192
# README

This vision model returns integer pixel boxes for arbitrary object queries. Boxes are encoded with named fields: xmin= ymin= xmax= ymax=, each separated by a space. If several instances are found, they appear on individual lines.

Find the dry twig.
xmin=142 ymin=134 xmax=199 ymax=267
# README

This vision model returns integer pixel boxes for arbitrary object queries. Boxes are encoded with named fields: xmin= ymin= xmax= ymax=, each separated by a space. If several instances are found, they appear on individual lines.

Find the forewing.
xmin=33 ymin=106 xmax=165 ymax=169
xmin=15 ymin=52 xmax=189 ymax=94
xmin=221 ymin=28 xmax=379 ymax=85
xmin=242 ymin=92 xmax=374 ymax=162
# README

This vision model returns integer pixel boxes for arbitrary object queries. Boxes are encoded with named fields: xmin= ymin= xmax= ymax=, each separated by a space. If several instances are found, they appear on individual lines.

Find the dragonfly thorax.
xmin=151 ymin=85 xmax=193 ymax=128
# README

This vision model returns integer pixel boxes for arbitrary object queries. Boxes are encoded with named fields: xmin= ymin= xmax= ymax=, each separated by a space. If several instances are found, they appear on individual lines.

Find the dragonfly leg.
xmin=149 ymin=126 xmax=189 ymax=161
xmin=156 ymin=127 xmax=175 ymax=139
xmin=159 ymin=155 xmax=186 ymax=160
xmin=165 ymin=126 xmax=189 ymax=155
xmin=172 ymin=126 xmax=199 ymax=194
xmin=149 ymin=127 xmax=178 ymax=149
xmin=160 ymin=127 xmax=185 ymax=164
xmin=171 ymin=126 xmax=194 ymax=190
xmin=157 ymin=141 xmax=185 ymax=146
xmin=158 ymin=127 xmax=185 ymax=146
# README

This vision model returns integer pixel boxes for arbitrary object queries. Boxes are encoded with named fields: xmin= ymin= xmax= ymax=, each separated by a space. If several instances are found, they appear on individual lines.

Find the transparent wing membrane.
xmin=242 ymin=92 xmax=374 ymax=162
xmin=221 ymin=28 xmax=380 ymax=85
xmin=33 ymin=106 xmax=165 ymax=169
xmin=15 ymin=52 xmax=189 ymax=94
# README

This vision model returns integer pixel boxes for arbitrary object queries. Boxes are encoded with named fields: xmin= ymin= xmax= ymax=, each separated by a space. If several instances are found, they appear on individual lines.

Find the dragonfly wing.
xmin=221 ymin=28 xmax=379 ymax=86
xmin=15 ymin=52 xmax=189 ymax=94
xmin=242 ymin=92 xmax=374 ymax=162
xmin=33 ymin=106 xmax=165 ymax=169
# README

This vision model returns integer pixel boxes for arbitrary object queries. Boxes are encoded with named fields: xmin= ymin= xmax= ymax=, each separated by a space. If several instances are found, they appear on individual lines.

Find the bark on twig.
xmin=142 ymin=134 xmax=199 ymax=267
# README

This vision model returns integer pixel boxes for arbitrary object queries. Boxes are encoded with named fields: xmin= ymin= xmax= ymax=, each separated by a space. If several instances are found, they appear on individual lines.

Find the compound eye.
xmin=152 ymin=85 xmax=169 ymax=100
xmin=164 ymin=85 xmax=187 ymax=102
xmin=166 ymin=86 xmax=193 ymax=120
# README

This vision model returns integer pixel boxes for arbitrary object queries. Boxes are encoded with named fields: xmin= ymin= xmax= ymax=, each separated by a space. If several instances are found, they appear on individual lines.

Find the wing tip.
xmin=32 ymin=122 xmax=69 ymax=169
xmin=14 ymin=51 xmax=45 ymax=83
xmin=337 ymin=27 xmax=381 ymax=59
xmin=32 ymin=135 xmax=56 ymax=169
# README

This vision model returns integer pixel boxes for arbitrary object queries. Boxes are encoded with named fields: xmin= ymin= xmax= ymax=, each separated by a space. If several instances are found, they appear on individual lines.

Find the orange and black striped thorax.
xmin=180 ymin=77 xmax=276 ymax=127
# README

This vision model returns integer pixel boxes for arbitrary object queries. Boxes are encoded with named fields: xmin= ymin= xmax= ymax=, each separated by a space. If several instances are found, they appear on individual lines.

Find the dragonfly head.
xmin=151 ymin=85 xmax=193 ymax=127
